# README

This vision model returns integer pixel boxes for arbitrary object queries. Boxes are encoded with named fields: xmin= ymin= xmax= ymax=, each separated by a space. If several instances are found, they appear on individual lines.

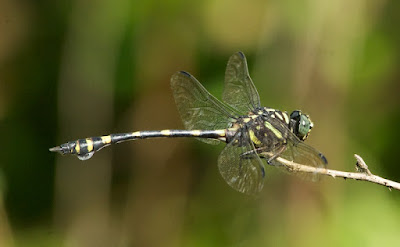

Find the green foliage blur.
xmin=1 ymin=0 xmax=400 ymax=246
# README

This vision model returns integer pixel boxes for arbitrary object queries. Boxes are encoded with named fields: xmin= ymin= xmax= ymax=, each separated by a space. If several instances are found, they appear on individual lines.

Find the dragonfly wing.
xmin=218 ymin=130 xmax=265 ymax=195
xmin=268 ymin=140 xmax=327 ymax=181
xmin=171 ymin=71 xmax=238 ymax=145
xmin=223 ymin=52 xmax=261 ymax=115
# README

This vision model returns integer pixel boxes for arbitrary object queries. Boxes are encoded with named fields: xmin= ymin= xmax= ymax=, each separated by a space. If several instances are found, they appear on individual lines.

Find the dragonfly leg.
xmin=240 ymin=147 xmax=268 ymax=159
xmin=239 ymin=147 xmax=268 ymax=177
xmin=266 ymin=145 xmax=287 ymax=165
xmin=238 ymin=148 xmax=266 ymax=178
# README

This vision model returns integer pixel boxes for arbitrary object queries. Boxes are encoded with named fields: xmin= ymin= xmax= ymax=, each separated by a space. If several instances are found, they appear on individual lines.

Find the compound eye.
xmin=298 ymin=115 xmax=312 ymax=140
xmin=289 ymin=110 xmax=313 ymax=141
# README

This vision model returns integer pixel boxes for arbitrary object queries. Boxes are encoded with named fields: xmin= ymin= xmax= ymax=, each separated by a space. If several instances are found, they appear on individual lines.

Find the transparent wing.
xmin=218 ymin=130 xmax=265 ymax=195
xmin=223 ymin=52 xmax=261 ymax=115
xmin=268 ymin=139 xmax=328 ymax=181
xmin=171 ymin=71 xmax=238 ymax=145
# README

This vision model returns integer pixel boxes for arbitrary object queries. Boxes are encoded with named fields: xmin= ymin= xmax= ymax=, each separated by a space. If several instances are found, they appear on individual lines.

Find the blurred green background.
xmin=1 ymin=0 xmax=400 ymax=246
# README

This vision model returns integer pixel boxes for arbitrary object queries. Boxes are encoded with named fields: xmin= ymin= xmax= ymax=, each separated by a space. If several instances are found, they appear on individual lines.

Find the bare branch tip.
xmin=354 ymin=154 xmax=372 ymax=176
xmin=275 ymin=154 xmax=400 ymax=191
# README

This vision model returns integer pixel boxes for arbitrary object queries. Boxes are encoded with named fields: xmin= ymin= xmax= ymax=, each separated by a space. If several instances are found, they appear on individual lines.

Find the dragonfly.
xmin=50 ymin=52 xmax=327 ymax=195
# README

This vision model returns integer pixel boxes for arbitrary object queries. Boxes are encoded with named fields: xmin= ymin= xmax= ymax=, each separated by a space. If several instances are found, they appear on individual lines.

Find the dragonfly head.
xmin=289 ymin=110 xmax=314 ymax=141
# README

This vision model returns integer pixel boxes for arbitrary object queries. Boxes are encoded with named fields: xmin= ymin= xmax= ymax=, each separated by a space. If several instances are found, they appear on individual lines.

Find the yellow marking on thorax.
xmin=264 ymin=121 xmax=283 ymax=139
xmin=101 ymin=135 xmax=112 ymax=144
xmin=243 ymin=118 xmax=251 ymax=123
xmin=250 ymin=114 xmax=258 ymax=119
xmin=86 ymin=138 xmax=94 ymax=152
xmin=256 ymin=125 xmax=261 ymax=130
xmin=275 ymin=112 xmax=284 ymax=121
xmin=249 ymin=130 xmax=262 ymax=145
xmin=160 ymin=130 xmax=171 ymax=136
xmin=75 ymin=141 xmax=81 ymax=154
xmin=282 ymin=112 xmax=289 ymax=124
xmin=191 ymin=130 xmax=201 ymax=136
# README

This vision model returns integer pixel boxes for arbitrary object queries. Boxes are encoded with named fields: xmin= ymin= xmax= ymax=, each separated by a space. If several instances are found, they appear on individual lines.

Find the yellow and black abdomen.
xmin=50 ymin=129 xmax=227 ymax=160
xmin=51 ymin=135 xmax=114 ymax=160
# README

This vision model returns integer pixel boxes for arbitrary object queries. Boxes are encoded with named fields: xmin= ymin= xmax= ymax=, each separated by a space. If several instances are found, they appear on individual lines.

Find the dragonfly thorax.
xmin=226 ymin=107 xmax=314 ymax=150
xmin=226 ymin=107 xmax=292 ymax=149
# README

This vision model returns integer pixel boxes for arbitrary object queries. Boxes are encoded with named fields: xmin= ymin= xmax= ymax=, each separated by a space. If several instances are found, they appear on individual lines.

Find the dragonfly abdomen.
xmin=50 ymin=129 xmax=226 ymax=160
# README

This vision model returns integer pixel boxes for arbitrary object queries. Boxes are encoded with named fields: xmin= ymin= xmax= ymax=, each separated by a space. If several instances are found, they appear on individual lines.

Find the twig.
xmin=275 ymin=154 xmax=400 ymax=191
